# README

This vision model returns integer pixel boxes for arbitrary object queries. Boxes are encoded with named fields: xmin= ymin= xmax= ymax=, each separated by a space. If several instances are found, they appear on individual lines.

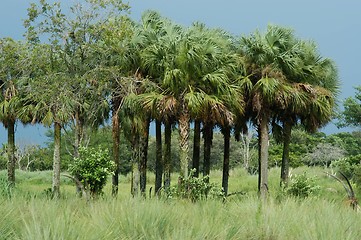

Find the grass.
xmin=0 ymin=167 xmax=360 ymax=239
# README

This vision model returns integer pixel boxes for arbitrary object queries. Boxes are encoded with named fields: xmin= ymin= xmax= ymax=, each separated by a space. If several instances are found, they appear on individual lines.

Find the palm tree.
xmin=240 ymin=25 xmax=296 ymax=198
xmin=176 ymin=23 xmax=240 ymax=181
xmin=275 ymin=40 xmax=339 ymax=186
xmin=241 ymin=25 xmax=339 ymax=190
xmin=140 ymin=11 xmax=183 ymax=190
xmin=0 ymin=38 xmax=31 ymax=186
xmin=96 ymin=15 xmax=144 ymax=196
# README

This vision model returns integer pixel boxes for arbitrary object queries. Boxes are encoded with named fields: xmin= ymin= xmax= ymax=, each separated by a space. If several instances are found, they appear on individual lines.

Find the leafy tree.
xmin=23 ymin=47 xmax=76 ymax=197
xmin=24 ymin=0 xmax=129 ymax=197
xmin=338 ymin=86 xmax=361 ymax=129
xmin=327 ymin=131 xmax=361 ymax=156
xmin=304 ymin=142 xmax=345 ymax=167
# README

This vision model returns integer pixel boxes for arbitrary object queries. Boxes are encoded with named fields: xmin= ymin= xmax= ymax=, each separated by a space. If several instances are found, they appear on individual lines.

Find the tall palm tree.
xmin=176 ymin=23 xmax=240 ymax=180
xmin=240 ymin=25 xmax=296 ymax=198
xmin=275 ymin=39 xmax=339 ymax=186
xmin=140 ymin=11 xmax=184 ymax=189
xmin=0 ymin=38 xmax=31 ymax=186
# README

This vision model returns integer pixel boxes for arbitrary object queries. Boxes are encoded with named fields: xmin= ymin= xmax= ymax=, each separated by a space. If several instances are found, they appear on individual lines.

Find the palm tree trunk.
xmin=131 ymin=135 xmax=140 ymax=197
xmin=257 ymin=126 xmax=261 ymax=192
xmin=222 ymin=126 xmax=230 ymax=196
xmin=111 ymin=110 xmax=120 ymax=197
xmin=280 ymin=120 xmax=292 ymax=186
xmin=179 ymin=107 xmax=190 ymax=179
xmin=163 ymin=120 xmax=171 ymax=189
xmin=203 ymin=122 xmax=213 ymax=179
xmin=52 ymin=122 xmax=61 ymax=198
xmin=140 ymin=118 xmax=150 ymax=196
xmin=155 ymin=119 xmax=163 ymax=194
xmin=258 ymin=116 xmax=269 ymax=200
xmin=7 ymin=119 xmax=16 ymax=187
xmin=192 ymin=119 xmax=201 ymax=177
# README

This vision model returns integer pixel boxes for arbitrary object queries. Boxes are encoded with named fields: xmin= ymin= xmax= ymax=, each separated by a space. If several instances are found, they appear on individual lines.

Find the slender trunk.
xmin=241 ymin=131 xmax=253 ymax=172
xmin=52 ymin=122 xmax=62 ymax=198
xmin=111 ymin=110 xmax=120 ymax=196
xmin=178 ymin=107 xmax=190 ymax=179
xmin=280 ymin=120 xmax=292 ymax=186
xmin=257 ymin=126 xmax=261 ymax=192
xmin=131 ymin=135 xmax=140 ymax=197
xmin=155 ymin=119 xmax=163 ymax=194
xmin=192 ymin=119 xmax=201 ymax=177
xmin=7 ymin=119 xmax=15 ymax=187
xmin=74 ymin=111 xmax=83 ymax=195
xmin=259 ymin=116 xmax=269 ymax=200
xmin=140 ymin=118 xmax=150 ymax=196
xmin=222 ymin=126 xmax=230 ymax=196
xmin=163 ymin=120 xmax=171 ymax=189
xmin=203 ymin=122 xmax=213 ymax=178
xmin=73 ymin=111 xmax=83 ymax=159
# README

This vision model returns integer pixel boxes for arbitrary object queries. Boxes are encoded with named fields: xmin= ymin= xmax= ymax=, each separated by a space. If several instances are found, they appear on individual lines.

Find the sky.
xmin=0 ymin=0 xmax=360 ymax=146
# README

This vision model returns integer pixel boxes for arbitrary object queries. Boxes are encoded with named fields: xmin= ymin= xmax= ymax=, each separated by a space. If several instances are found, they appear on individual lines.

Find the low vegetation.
xmin=0 ymin=167 xmax=360 ymax=239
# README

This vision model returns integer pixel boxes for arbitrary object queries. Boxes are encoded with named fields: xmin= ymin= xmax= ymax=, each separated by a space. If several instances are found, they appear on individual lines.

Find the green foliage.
xmin=68 ymin=146 xmax=114 ymax=196
xmin=0 ymin=177 xmax=12 ymax=199
xmin=166 ymin=169 xmax=223 ymax=202
xmin=285 ymin=173 xmax=320 ymax=198
xmin=338 ymin=86 xmax=361 ymax=128
xmin=331 ymin=154 xmax=361 ymax=180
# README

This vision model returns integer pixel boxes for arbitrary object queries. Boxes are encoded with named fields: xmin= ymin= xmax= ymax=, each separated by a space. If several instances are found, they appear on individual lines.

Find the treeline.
xmin=0 ymin=0 xmax=351 ymax=198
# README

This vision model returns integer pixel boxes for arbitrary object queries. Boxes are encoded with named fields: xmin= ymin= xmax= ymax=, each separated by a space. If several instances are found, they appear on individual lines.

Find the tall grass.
xmin=0 ymin=168 xmax=360 ymax=239
xmin=1 ymin=196 xmax=360 ymax=239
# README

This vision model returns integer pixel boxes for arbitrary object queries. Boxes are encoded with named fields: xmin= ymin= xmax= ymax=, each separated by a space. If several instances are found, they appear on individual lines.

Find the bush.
xmin=286 ymin=173 xmax=320 ymax=198
xmin=68 ymin=146 xmax=115 ymax=197
xmin=330 ymin=154 xmax=361 ymax=179
xmin=165 ymin=169 xmax=224 ymax=202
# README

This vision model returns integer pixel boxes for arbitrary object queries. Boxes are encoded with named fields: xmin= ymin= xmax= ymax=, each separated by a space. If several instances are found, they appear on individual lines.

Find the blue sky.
xmin=0 ymin=0 xmax=360 ymax=146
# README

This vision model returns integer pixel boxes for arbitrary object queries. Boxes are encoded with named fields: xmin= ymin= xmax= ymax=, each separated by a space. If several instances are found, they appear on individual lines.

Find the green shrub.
xmin=68 ymin=146 xmax=115 ymax=196
xmin=331 ymin=154 xmax=361 ymax=180
xmin=286 ymin=173 xmax=320 ymax=198
xmin=165 ymin=169 xmax=224 ymax=202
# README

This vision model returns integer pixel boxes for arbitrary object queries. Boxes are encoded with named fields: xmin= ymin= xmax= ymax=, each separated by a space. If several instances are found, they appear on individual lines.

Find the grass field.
xmin=0 ymin=167 xmax=360 ymax=240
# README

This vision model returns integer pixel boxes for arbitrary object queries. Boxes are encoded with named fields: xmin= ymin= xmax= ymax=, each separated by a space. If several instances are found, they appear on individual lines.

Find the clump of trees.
xmin=4 ymin=0 xmax=359 ymax=201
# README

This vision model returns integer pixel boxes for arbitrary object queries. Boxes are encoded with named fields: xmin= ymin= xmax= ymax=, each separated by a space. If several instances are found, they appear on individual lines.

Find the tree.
xmin=240 ymin=25 xmax=297 ymax=198
xmin=279 ymin=40 xmax=338 ymax=185
xmin=139 ymin=11 xmax=183 ymax=189
xmin=25 ymin=0 xmax=129 ymax=196
xmin=338 ymin=86 xmax=361 ymax=129
xmin=0 ymin=38 xmax=32 ymax=186
xmin=24 ymin=45 xmax=75 ymax=198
